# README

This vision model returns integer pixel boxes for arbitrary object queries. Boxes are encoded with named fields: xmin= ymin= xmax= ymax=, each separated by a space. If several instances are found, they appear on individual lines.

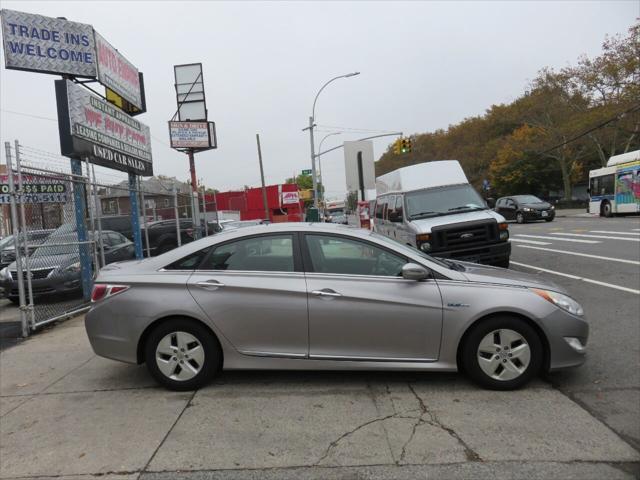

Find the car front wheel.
xmin=516 ymin=212 xmax=525 ymax=224
xmin=144 ymin=318 xmax=221 ymax=391
xmin=461 ymin=316 xmax=543 ymax=390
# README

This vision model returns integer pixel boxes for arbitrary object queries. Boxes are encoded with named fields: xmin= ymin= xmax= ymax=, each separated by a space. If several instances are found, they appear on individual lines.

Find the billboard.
xmin=168 ymin=121 xmax=216 ymax=149
xmin=94 ymin=31 xmax=142 ymax=110
xmin=1 ymin=9 xmax=96 ymax=77
xmin=56 ymin=79 xmax=153 ymax=176
xmin=0 ymin=175 xmax=70 ymax=204
xmin=344 ymin=141 xmax=375 ymax=200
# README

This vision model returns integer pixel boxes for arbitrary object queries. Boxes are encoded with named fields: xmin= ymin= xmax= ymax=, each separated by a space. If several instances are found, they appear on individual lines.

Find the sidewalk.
xmin=1 ymin=315 xmax=639 ymax=479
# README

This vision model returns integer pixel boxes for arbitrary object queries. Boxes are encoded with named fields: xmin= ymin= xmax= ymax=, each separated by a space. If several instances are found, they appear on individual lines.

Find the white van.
xmin=374 ymin=161 xmax=510 ymax=267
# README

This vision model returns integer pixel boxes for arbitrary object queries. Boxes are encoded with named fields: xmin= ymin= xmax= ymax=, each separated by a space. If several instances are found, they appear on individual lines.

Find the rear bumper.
xmin=524 ymin=210 xmax=555 ymax=221
xmin=432 ymin=241 xmax=511 ymax=266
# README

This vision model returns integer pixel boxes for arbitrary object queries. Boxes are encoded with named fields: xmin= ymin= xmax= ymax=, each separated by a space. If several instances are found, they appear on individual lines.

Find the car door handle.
xmin=311 ymin=289 xmax=342 ymax=297
xmin=195 ymin=280 xmax=226 ymax=290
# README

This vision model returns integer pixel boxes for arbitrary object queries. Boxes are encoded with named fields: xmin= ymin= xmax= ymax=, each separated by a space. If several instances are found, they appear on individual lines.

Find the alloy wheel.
xmin=155 ymin=331 xmax=205 ymax=381
xmin=477 ymin=329 xmax=531 ymax=381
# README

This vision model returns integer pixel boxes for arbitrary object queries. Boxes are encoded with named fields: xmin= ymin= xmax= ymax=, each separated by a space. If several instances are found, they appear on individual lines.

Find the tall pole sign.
xmin=1 ymin=8 xmax=152 ymax=297
xmin=168 ymin=63 xmax=217 ymax=238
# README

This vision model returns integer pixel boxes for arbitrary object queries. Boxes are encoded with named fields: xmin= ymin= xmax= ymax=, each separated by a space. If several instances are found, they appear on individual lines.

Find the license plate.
xmin=541 ymin=211 xmax=548 ymax=217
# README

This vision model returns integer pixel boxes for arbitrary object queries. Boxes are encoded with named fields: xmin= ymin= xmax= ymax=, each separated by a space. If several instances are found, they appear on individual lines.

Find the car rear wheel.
xmin=461 ymin=316 xmax=543 ymax=390
xmin=544 ymin=218 xmax=554 ymax=222
xmin=516 ymin=212 xmax=525 ymax=224
xmin=144 ymin=318 xmax=221 ymax=391
xmin=601 ymin=201 xmax=613 ymax=218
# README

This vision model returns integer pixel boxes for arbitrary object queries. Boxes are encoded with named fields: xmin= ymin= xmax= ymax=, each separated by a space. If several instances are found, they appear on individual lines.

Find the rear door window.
xmin=199 ymin=235 xmax=295 ymax=272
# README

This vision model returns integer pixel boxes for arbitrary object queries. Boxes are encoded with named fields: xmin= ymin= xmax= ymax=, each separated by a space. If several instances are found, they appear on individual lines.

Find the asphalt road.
xmin=508 ymin=215 xmax=640 ymax=451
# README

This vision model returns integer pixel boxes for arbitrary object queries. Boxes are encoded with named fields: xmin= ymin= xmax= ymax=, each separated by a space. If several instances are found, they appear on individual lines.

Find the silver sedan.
xmin=86 ymin=223 xmax=588 ymax=391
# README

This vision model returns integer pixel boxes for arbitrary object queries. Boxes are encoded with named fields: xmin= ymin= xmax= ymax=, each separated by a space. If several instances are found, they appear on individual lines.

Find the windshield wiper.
xmin=442 ymin=258 xmax=466 ymax=271
xmin=447 ymin=205 xmax=485 ymax=212
xmin=409 ymin=211 xmax=441 ymax=219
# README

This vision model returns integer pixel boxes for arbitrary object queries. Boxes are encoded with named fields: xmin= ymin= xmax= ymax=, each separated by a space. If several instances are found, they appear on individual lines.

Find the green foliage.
xmin=376 ymin=22 xmax=640 ymax=200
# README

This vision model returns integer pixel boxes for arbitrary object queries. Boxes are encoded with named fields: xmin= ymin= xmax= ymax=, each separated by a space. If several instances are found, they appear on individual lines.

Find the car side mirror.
xmin=402 ymin=263 xmax=430 ymax=281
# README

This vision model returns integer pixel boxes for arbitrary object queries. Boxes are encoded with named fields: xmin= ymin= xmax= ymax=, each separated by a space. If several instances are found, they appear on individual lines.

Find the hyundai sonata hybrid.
xmin=86 ymin=223 xmax=587 ymax=391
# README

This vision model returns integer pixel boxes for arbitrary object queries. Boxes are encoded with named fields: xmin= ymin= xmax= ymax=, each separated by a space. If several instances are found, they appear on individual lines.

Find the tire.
xmin=516 ymin=212 xmax=525 ymax=224
xmin=601 ymin=202 xmax=613 ymax=218
xmin=544 ymin=218 xmax=554 ymax=222
xmin=144 ymin=318 xmax=221 ymax=391
xmin=461 ymin=315 xmax=543 ymax=390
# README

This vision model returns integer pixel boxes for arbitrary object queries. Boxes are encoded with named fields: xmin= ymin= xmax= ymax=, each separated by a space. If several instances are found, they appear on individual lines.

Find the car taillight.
xmin=91 ymin=284 xmax=130 ymax=302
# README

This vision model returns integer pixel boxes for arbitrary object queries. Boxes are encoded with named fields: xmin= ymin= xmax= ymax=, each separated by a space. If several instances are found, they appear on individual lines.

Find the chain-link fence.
xmin=1 ymin=140 xmax=221 ymax=336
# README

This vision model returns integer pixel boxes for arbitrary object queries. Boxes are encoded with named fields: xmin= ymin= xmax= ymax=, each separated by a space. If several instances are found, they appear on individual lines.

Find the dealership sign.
xmin=1 ymin=9 xmax=96 ymax=77
xmin=1 ymin=9 xmax=144 ymax=111
xmin=0 ymin=175 xmax=70 ymax=204
xmin=168 ymin=121 xmax=217 ymax=149
xmin=56 ymin=79 xmax=153 ymax=176
xmin=94 ymin=31 xmax=142 ymax=110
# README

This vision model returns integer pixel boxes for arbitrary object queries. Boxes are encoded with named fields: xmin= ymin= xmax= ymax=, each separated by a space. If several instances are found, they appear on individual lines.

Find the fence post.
xmin=14 ymin=141 xmax=35 ymax=329
xmin=173 ymin=185 xmax=181 ymax=247
xmin=138 ymin=177 xmax=151 ymax=257
xmin=5 ymin=142 xmax=28 ymax=337
xmin=70 ymin=158 xmax=93 ymax=302
xmin=128 ymin=173 xmax=143 ymax=259
xmin=90 ymin=162 xmax=106 ymax=267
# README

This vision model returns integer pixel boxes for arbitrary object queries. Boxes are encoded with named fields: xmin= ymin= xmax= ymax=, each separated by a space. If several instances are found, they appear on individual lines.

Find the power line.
xmin=536 ymin=103 xmax=640 ymax=157
xmin=1 ymin=109 xmax=57 ymax=122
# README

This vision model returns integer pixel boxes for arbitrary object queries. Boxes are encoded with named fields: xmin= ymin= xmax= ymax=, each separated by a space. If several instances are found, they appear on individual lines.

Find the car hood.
xmin=458 ymin=261 xmax=567 ymax=294
xmin=409 ymin=209 xmax=506 ymax=233
xmin=8 ymin=253 xmax=77 ymax=271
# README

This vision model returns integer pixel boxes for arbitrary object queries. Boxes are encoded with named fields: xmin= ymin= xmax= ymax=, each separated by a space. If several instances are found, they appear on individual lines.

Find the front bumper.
xmin=432 ymin=241 xmax=511 ymax=266
xmin=539 ymin=308 xmax=589 ymax=371
xmin=1 ymin=272 xmax=82 ymax=299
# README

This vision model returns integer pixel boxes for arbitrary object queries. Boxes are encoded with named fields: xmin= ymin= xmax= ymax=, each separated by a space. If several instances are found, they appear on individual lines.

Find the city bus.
xmin=588 ymin=150 xmax=640 ymax=217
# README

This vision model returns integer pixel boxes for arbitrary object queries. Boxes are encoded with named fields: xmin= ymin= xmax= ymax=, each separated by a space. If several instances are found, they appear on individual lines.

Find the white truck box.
xmin=376 ymin=161 xmax=468 ymax=195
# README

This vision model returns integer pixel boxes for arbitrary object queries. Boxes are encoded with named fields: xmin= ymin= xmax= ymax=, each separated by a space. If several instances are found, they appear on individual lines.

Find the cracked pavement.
xmin=1 ymin=315 xmax=639 ymax=479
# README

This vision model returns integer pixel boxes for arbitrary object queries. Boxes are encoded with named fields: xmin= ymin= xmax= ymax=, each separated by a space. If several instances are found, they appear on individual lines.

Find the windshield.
xmin=0 ymin=236 xmax=14 ymax=249
xmin=513 ymin=195 xmax=544 ymax=203
xmin=33 ymin=234 xmax=87 ymax=257
xmin=406 ymin=184 xmax=487 ymax=219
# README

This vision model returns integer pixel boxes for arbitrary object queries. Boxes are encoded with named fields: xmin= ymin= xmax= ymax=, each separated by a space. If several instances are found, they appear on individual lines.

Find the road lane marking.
xmin=510 ymin=261 xmax=640 ymax=295
xmin=589 ymin=230 xmax=640 ymax=236
xmin=516 ymin=245 xmax=640 ymax=265
xmin=510 ymin=239 xmax=552 ymax=245
xmin=515 ymin=234 xmax=600 ymax=244
xmin=550 ymin=232 xmax=640 ymax=242
xmin=633 ymin=229 xmax=640 ymax=232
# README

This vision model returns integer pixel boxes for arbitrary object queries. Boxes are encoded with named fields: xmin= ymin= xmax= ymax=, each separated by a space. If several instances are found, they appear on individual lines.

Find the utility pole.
xmin=256 ymin=134 xmax=269 ymax=222
xmin=308 ymin=116 xmax=318 ymax=209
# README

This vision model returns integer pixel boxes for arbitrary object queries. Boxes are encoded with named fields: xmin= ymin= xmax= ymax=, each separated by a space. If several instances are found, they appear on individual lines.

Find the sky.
xmin=0 ymin=0 xmax=637 ymax=199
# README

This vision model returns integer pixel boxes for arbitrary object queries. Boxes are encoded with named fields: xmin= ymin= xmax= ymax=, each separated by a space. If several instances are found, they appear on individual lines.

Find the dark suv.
xmin=495 ymin=195 xmax=555 ymax=223
xmin=141 ymin=219 xmax=196 ymax=256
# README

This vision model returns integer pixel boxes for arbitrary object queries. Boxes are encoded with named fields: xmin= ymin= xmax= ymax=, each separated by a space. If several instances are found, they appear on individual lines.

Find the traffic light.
xmin=401 ymin=138 xmax=412 ymax=153
xmin=393 ymin=139 xmax=402 ymax=155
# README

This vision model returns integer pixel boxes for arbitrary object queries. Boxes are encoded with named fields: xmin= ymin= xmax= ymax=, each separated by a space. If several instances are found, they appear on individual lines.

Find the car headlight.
xmin=523 ymin=207 xmax=532 ymax=212
xmin=532 ymin=289 xmax=584 ymax=316
xmin=550 ymin=205 xmax=555 ymax=210
xmin=64 ymin=262 xmax=81 ymax=273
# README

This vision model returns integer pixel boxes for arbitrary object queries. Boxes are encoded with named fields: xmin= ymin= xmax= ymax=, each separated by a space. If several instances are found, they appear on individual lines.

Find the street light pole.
xmin=317 ymin=132 xmax=341 ymax=214
xmin=307 ymin=72 xmax=360 ymax=210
